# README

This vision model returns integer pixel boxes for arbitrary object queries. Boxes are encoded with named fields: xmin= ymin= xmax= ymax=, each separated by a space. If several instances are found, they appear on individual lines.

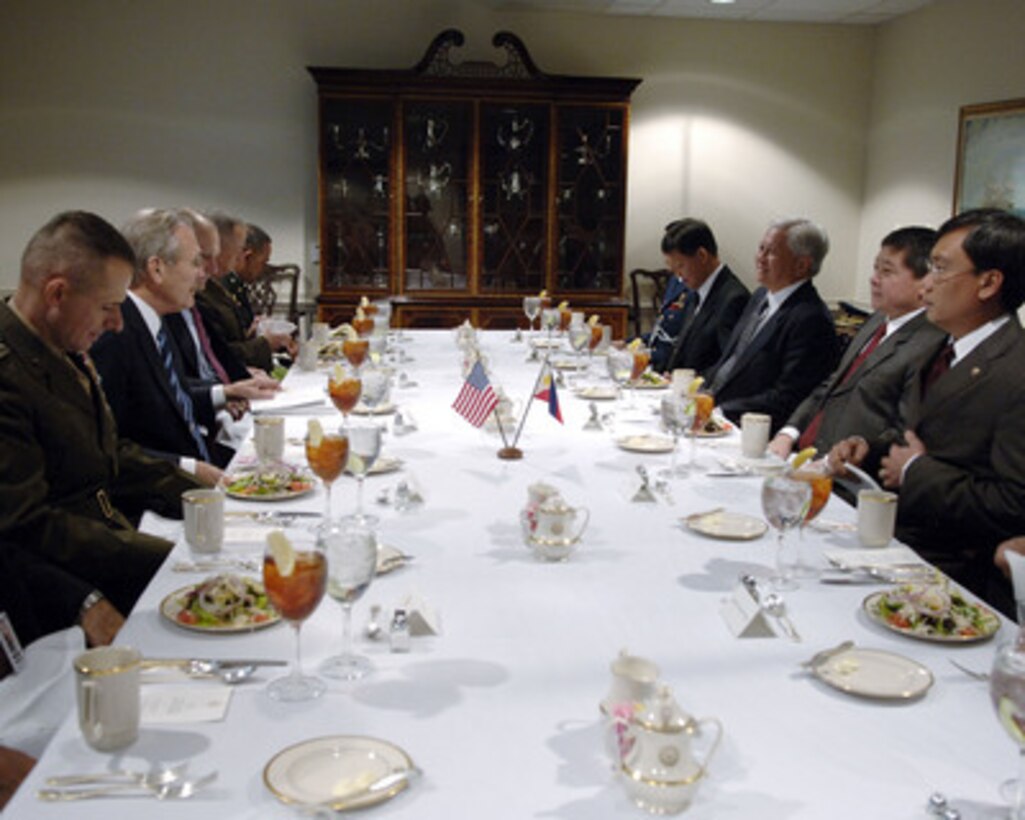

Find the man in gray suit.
xmin=769 ymin=226 xmax=944 ymax=472
xmin=832 ymin=209 xmax=1025 ymax=600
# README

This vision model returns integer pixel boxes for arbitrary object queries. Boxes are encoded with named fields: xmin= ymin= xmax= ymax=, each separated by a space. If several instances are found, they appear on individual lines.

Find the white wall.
xmin=0 ymin=0 xmax=877 ymax=304
xmin=856 ymin=0 xmax=1025 ymax=303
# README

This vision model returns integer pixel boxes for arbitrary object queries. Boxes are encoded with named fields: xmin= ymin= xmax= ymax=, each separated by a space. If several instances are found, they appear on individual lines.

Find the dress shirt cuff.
xmin=180 ymin=456 xmax=198 ymax=474
xmin=899 ymin=453 xmax=921 ymax=486
xmin=777 ymin=426 xmax=799 ymax=443
xmin=211 ymin=384 xmax=226 ymax=409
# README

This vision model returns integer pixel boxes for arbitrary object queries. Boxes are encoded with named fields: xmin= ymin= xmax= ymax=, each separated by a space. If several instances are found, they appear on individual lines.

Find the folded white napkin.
xmin=251 ymin=385 xmax=327 ymax=414
xmin=1005 ymin=550 xmax=1025 ymax=609
xmin=0 ymin=626 xmax=83 ymax=757
xmin=823 ymin=545 xmax=923 ymax=570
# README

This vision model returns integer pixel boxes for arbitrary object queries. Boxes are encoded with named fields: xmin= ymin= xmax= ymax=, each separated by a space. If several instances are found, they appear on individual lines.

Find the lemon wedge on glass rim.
xmin=307 ymin=418 xmax=324 ymax=448
xmin=267 ymin=530 xmax=296 ymax=577
xmin=686 ymin=376 xmax=704 ymax=397
xmin=792 ymin=447 xmax=817 ymax=470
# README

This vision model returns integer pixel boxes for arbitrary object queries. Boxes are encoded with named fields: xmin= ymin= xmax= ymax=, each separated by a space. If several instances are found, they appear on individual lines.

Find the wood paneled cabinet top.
xmin=309 ymin=30 xmax=640 ymax=332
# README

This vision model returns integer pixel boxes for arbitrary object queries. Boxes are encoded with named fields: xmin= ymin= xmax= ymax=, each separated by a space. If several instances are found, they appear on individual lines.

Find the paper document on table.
xmin=251 ymin=385 xmax=327 ymax=414
xmin=823 ymin=546 xmax=922 ymax=570
xmin=141 ymin=685 xmax=232 ymax=724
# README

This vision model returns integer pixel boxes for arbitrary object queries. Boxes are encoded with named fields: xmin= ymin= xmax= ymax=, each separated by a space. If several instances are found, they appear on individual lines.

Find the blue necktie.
xmin=156 ymin=324 xmax=211 ymax=462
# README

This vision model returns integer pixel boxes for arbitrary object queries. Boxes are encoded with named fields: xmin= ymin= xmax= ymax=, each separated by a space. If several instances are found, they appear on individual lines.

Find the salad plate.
xmin=685 ymin=511 xmax=767 ymax=541
xmin=161 ymin=575 xmax=280 ymax=633
xmin=616 ymin=434 xmax=675 ymax=454
xmin=264 ymin=735 xmax=415 ymax=811
xmin=811 ymin=647 xmax=933 ymax=700
xmin=223 ymin=467 xmax=315 ymax=501
xmin=863 ymin=584 xmax=1001 ymax=643
xmin=574 ymin=385 xmax=618 ymax=401
xmin=633 ymin=375 xmax=670 ymax=390
xmin=351 ymin=402 xmax=396 ymax=416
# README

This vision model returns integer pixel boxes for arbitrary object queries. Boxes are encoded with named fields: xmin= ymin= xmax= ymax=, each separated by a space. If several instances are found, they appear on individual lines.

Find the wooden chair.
xmin=246 ymin=263 xmax=301 ymax=324
xmin=628 ymin=268 xmax=672 ymax=338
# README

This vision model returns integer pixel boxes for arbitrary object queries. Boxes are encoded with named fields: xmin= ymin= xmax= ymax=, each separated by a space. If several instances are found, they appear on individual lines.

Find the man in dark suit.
xmin=166 ymin=210 xmax=280 ymax=433
xmin=91 ymin=209 xmax=235 ymax=477
xmin=702 ymin=218 xmax=837 ymax=431
xmin=0 ymin=211 xmax=200 ymax=635
xmin=832 ymin=209 xmax=1025 ymax=601
xmin=660 ymin=218 xmax=750 ymax=375
xmin=770 ymin=226 xmax=944 ymax=472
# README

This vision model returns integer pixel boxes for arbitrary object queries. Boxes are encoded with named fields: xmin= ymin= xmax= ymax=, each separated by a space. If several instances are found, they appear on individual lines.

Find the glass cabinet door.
xmin=402 ymin=101 xmax=472 ymax=291
xmin=321 ymin=98 xmax=393 ymax=291
xmin=554 ymin=105 xmax=626 ymax=292
xmin=479 ymin=103 xmax=549 ymax=293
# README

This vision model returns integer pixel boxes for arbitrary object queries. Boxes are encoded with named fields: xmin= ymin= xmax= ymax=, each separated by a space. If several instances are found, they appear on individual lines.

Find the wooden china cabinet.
xmin=308 ymin=30 xmax=640 ymax=334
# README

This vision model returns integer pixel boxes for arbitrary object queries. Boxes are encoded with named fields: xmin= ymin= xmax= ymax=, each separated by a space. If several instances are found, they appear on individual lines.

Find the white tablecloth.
xmin=5 ymin=330 xmax=1014 ymax=819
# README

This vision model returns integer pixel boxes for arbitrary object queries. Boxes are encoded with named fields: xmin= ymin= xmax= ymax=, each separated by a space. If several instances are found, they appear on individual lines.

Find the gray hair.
xmin=20 ymin=211 xmax=135 ymax=291
xmin=204 ymin=210 xmax=245 ymax=243
xmin=771 ymin=218 xmax=829 ymax=276
xmin=120 ymin=208 xmax=192 ymax=285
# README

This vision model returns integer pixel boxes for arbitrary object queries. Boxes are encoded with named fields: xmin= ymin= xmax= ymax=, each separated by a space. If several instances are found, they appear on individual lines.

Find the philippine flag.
xmin=533 ymin=368 xmax=563 ymax=424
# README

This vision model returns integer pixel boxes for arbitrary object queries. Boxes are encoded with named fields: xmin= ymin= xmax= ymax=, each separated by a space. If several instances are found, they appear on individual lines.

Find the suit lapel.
xmin=823 ymin=312 xmax=887 ymax=398
xmin=915 ymin=319 xmax=1020 ymax=421
xmin=123 ymin=299 xmax=185 ymax=418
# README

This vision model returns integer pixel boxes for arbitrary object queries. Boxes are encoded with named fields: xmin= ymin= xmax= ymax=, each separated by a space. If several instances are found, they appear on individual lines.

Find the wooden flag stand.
xmin=494 ymin=355 xmax=551 ymax=460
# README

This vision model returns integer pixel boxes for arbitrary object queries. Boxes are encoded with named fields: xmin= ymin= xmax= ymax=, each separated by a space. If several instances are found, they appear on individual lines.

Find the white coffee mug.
xmin=857 ymin=489 xmax=898 ymax=547
xmin=311 ymin=321 xmax=331 ymax=347
xmin=253 ymin=415 xmax=285 ymax=464
xmin=182 ymin=488 xmax=225 ymax=554
xmin=74 ymin=646 xmax=141 ymax=751
xmin=741 ymin=412 xmax=771 ymax=459
xmin=297 ymin=340 xmax=319 ymax=371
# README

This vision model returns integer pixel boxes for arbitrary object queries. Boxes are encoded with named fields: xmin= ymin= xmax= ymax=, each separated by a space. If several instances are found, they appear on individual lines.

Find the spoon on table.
xmin=46 ymin=762 xmax=188 ymax=788
xmin=38 ymin=772 xmax=217 ymax=802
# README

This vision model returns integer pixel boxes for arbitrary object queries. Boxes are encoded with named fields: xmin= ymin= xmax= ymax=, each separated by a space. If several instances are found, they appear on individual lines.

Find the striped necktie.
xmin=156 ymin=324 xmax=211 ymax=462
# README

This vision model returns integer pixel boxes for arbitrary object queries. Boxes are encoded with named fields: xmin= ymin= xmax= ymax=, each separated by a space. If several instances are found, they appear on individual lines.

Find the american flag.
xmin=452 ymin=360 xmax=499 ymax=427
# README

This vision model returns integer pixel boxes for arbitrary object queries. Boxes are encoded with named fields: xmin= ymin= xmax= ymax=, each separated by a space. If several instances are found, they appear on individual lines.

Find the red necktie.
xmin=921 ymin=341 xmax=955 ymax=397
xmin=191 ymin=308 xmax=232 ymax=384
xmin=797 ymin=323 xmax=886 ymax=450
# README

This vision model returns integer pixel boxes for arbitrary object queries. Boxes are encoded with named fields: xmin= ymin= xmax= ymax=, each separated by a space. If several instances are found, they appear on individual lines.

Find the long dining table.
xmin=5 ymin=328 xmax=1016 ymax=819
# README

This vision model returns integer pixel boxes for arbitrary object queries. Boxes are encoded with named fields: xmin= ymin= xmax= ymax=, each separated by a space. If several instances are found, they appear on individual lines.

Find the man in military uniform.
xmin=196 ymin=213 xmax=295 ymax=371
xmin=0 ymin=211 xmax=200 ymax=644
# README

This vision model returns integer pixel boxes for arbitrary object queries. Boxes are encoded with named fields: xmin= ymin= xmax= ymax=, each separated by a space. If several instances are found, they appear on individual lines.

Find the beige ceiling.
xmin=477 ymin=0 xmax=936 ymax=25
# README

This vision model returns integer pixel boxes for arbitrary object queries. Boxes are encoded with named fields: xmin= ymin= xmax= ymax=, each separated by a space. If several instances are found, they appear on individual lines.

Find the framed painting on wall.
xmin=954 ymin=98 xmax=1025 ymax=217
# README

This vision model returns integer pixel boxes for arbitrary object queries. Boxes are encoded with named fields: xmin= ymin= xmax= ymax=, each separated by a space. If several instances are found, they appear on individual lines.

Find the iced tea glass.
xmin=305 ymin=430 xmax=349 ymax=527
xmin=328 ymin=369 xmax=362 ymax=427
xmin=263 ymin=534 xmax=327 ymax=701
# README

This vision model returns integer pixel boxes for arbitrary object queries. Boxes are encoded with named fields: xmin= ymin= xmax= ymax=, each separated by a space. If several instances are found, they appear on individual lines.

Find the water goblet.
xmin=319 ymin=522 xmax=378 ymax=680
xmin=345 ymin=424 xmax=383 ymax=526
xmin=658 ymin=393 xmax=696 ymax=479
xmin=761 ymin=474 xmax=812 ymax=591
xmin=263 ymin=531 xmax=327 ymax=701
xmin=523 ymin=296 xmax=542 ymax=336
xmin=607 ymin=346 xmax=634 ymax=407
xmin=991 ymin=638 xmax=1025 ymax=819
xmin=305 ymin=426 xmax=349 ymax=528
xmin=568 ymin=321 xmax=591 ymax=385
xmin=541 ymin=308 xmax=560 ymax=346
xmin=358 ymin=366 xmax=391 ymax=412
